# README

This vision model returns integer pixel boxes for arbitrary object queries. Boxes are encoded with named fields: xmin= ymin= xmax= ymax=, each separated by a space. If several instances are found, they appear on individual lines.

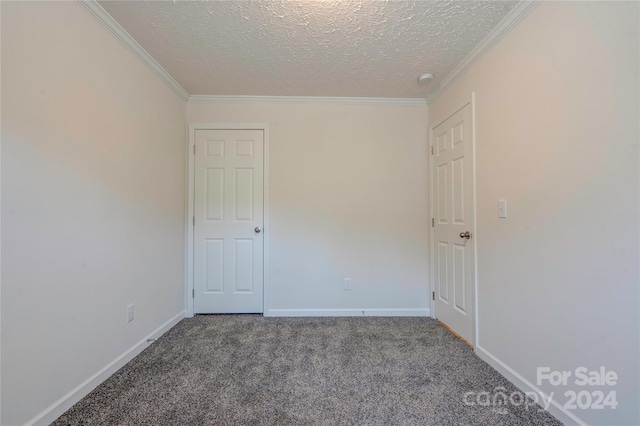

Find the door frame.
xmin=428 ymin=93 xmax=478 ymax=349
xmin=185 ymin=123 xmax=270 ymax=318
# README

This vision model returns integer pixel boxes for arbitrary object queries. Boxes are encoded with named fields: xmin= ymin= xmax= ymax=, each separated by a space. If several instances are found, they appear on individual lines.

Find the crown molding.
xmin=188 ymin=95 xmax=427 ymax=106
xmin=76 ymin=0 xmax=189 ymax=101
xmin=427 ymin=0 xmax=541 ymax=104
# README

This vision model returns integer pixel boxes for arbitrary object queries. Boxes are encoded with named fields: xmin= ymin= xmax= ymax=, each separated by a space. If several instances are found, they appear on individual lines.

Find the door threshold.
xmin=438 ymin=319 xmax=474 ymax=349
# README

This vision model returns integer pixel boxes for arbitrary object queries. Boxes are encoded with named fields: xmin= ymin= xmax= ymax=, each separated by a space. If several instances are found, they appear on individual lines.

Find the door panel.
xmin=205 ymin=239 xmax=224 ymax=293
xmin=437 ymin=241 xmax=449 ymax=302
xmin=453 ymin=243 xmax=466 ymax=312
xmin=234 ymin=238 xmax=254 ymax=293
xmin=194 ymin=129 xmax=264 ymax=313
xmin=234 ymin=168 xmax=254 ymax=221
xmin=432 ymin=103 xmax=475 ymax=345
xmin=205 ymin=169 xmax=224 ymax=221
xmin=437 ymin=164 xmax=448 ymax=224
xmin=452 ymin=157 xmax=465 ymax=223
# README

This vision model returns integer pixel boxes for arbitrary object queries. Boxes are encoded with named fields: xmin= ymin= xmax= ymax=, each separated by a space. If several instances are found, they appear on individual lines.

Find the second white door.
xmin=194 ymin=129 xmax=264 ymax=313
xmin=432 ymin=101 xmax=475 ymax=346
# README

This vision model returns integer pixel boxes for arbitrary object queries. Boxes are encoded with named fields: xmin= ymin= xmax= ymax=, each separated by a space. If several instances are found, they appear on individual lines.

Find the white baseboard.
xmin=476 ymin=345 xmax=586 ymax=426
xmin=265 ymin=308 xmax=430 ymax=317
xmin=26 ymin=311 xmax=185 ymax=426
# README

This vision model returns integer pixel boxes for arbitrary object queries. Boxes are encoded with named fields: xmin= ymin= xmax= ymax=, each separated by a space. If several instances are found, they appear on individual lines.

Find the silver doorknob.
xmin=460 ymin=231 xmax=471 ymax=239
xmin=254 ymin=227 xmax=262 ymax=233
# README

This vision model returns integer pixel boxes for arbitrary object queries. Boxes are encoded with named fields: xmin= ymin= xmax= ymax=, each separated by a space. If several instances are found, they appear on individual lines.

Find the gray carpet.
xmin=53 ymin=316 xmax=562 ymax=425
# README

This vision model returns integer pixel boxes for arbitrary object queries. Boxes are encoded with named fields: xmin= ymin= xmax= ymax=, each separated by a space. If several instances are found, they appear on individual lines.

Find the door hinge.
xmin=193 ymin=216 xmax=195 ymax=227
xmin=432 ymin=291 xmax=435 ymax=300
xmin=432 ymin=218 xmax=434 ymax=227
xmin=192 ymin=288 xmax=195 ymax=298
xmin=193 ymin=144 xmax=196 ymax=155
xmin=431 ymin=146 xmax=434 ymax=155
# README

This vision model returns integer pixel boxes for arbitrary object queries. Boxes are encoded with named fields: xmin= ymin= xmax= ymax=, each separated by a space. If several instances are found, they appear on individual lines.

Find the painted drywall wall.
xmin=429 ymin=2 xmax=639 ymax=425
xmin=187 ymin=101 xmax=429 ymax=315
xmin=1 ymin=2 xmax=186 ymax=424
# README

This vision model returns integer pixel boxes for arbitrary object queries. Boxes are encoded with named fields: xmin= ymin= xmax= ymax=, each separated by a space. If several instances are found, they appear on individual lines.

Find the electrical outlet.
xmin=344 ymin=278 xmax=351 ymax=290
xmin=127 ymin=303 xmax=135 ymax=323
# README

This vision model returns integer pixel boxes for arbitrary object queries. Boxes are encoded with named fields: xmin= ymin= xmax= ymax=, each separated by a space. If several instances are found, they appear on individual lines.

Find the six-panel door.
xmin=433 ymin=104 xmax=475 ymax=345
xmin=194 ymin=129 xmax=264 ymax=313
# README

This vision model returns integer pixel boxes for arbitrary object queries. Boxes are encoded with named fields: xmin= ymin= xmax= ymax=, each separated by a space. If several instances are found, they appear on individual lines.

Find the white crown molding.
xmin=76 ymin=0 xmax=189 ymax=101
xmin=188 ymin=95 xmax=427 ymax=106
xmin=427 ymin=0 xmax=541 ymax=104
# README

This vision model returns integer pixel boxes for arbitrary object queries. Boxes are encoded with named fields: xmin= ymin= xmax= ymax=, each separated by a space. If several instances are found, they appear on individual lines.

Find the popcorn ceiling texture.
xmin=99 ymin=1 xmax=517 ymax=98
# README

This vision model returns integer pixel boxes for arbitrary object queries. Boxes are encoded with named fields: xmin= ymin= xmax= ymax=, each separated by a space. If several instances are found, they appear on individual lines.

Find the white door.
xmin=432 ymin=102 xmax=475 ymax=346
xmin=194 ymin=129 xmax=264 ymax=313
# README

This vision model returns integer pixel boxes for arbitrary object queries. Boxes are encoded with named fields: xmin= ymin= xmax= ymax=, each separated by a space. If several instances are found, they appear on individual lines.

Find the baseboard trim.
xmin=25 ymin=311 xmax=185 ymax=426
xmin=265 ymin=308 xmax=430 ymax=317
xmin=476 ymin=345 xmax=586 ymax=426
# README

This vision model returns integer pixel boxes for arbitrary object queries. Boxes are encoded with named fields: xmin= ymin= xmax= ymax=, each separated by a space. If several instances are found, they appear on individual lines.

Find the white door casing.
xmin=192 ymin=128 xmax=265 ymax=313
xmin=430 ymin=96 xmax=477 ymax=346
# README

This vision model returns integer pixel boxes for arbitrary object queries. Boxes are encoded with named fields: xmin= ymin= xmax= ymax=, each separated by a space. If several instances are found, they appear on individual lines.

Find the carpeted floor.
xmin=53 ymin=316 xmax=562 ymax=425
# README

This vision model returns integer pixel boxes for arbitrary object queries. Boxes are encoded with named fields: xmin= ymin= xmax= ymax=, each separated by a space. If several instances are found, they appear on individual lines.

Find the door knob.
xmin=459 ymin=231 xmax=471 ymax=239
xmin=254 ymin=227 xmax=262 ymax=234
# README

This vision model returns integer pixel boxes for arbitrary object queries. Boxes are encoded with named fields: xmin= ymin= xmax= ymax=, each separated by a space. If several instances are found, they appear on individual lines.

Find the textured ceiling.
xmin=99 ymin=1 xmax=518 ymax=98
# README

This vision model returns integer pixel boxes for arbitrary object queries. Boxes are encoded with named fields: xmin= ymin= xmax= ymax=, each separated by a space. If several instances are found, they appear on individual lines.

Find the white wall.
xmin=1 ymin=2 xmax=186 ymax=424
xmin=429 ymin=2 xmax=639 ymax=425
xmin=188 ymin=101 xmax=430 ymax=315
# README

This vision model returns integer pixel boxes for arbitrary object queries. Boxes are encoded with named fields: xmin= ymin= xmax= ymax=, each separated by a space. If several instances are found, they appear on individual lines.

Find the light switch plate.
xmin=344 ymin=278 xmax=351 ymax=290
xmin=127 ymin=303 xmax=135 ymax=322
xmin=498 ymin=199 xmax=507 ymax=218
